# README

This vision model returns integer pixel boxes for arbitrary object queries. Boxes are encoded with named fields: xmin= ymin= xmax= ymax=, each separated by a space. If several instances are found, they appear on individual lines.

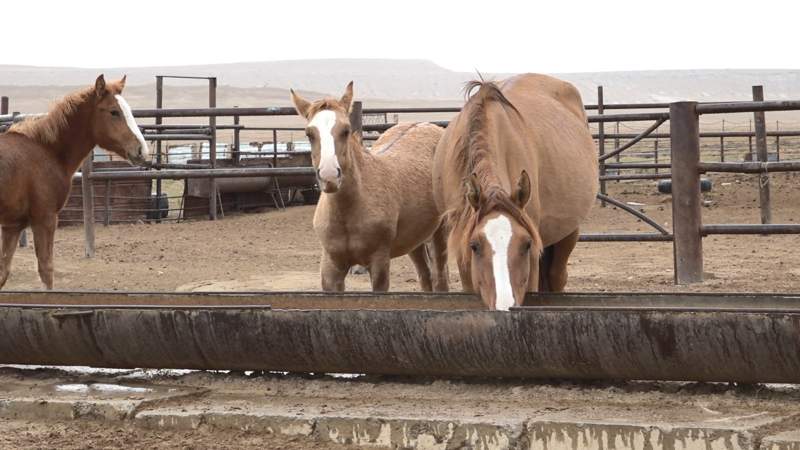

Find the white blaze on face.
xmin=114 ymin=95 xmax=151 ymax=160
xmin=308 ymin=110 xmax=340 ymax=182
xmin=484 ymin=215 xmax=514 ymax=311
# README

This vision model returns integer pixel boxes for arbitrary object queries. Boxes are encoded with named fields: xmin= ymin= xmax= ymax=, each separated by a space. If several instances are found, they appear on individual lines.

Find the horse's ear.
xmin=290 ymin=89 xmax=312 ymax=119
xmin=466 ymin=173 xmax=481 ymax=210
xmin=118 ymin=75 xmax=127 ymax=91
xmin=340 ymin=81 xmax=354 ymax=113
xmin=94 ymin=74 xmax=107 ymax=97
xmin=513 ymin=170 xmax=531 ymax=208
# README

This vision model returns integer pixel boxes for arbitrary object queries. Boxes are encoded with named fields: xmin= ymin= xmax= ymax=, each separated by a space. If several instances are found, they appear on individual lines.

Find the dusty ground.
xmin=1 ymin=172 xmax=799 ymax=449
xmin=2 ymin=172 xmax=798 ymax=293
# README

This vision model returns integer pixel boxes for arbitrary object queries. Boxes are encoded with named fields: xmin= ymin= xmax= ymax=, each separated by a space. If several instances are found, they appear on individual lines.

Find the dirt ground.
xmin=2 ymin=172 xmax=798 ymax=293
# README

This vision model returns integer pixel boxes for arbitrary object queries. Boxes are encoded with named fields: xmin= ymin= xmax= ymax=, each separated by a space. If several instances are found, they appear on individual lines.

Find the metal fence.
xmin=2 ymin=84 xmax=800 ymax=284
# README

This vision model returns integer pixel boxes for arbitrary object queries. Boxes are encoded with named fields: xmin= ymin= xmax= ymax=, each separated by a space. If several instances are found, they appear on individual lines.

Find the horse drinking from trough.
xmin=433 ymin=74 xmax=598 ymax=310
xmin=291 ymin=82 xmax=448 ymax=292
xmin=0 ymin=75 xmax=150 ymax=289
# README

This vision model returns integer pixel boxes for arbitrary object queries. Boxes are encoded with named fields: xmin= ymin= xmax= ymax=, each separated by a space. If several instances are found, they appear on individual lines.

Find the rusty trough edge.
xmin=0 ymin=291 xmax=798 ymax=383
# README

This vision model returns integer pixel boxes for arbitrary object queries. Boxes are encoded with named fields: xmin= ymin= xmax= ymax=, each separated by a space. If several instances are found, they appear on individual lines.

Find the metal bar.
xmin=701 ymin=224 xmax=800 ymax=235
xmin=142 ymin=134 xmax=212 ymax=141
xmin=579 ymin=233 xmax=673 ymax=242
xmin=752 ymin=86 xmax=772 ymax=225
xmin=597 ymin=117 xmax=668 ymax=162
xmin=132 ymin=106 xmax=299 ymax=118
xmin=603 ymin=162 xmax=671 ymax=169
xmin=104 ymin=179 xmax=111 ymax=226
xmin=208 ymin=77 xmax=217 ymax=221
xmin=0 ymin=291 xmax=797 ymax=382
xmin=350 ymin=101 xmax=363 ymax=139
xmin=698 ymin=161 xmax=800 ymax=173
xmin=0 ymin=97 xmax=8 ymax=115
xmin=696 ymin=100 xmax=800 ymax=114
xmin=597 ymin=87 xmax=606 ymax=207
xmin=587 ymin=112 xmax=669 ymax=123
xmin=233 ymin=111 xmax=240 ymax=165
xmin=599 ymin=173 xmax=672 ymax=181
xmin=88 ymin=167 xmax=315 ymax=181
xmin=80 ymin=158 xmax=96 ymax=258
xmin=669 ymin=102 xmax=703 ymax=284
xmin=596 ymin=193 xmax=670 ymax=235
xmin=272 ymin=129 xmax=278 ymax=168
xmin=155 ymin=76 xmax=163 ymax=221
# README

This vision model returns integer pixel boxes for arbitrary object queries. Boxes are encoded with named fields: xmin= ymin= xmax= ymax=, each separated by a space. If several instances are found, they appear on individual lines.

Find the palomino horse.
xmin=433 ymin=74 xmax=598 ymax=310
xmin=291 ymin=82 xmax=448 ymax=292
xmin=0 ymin=75 xmax=150 ymax=289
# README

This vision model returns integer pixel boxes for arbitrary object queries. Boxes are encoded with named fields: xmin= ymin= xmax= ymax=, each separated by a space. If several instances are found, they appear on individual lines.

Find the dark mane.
xmin=8 ymin=86 xmax=94 ymax=146
xmin=443 ymin=80 xmax=540 ymax=265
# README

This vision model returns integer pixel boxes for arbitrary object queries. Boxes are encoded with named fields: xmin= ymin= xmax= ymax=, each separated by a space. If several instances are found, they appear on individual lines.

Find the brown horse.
xmin=0 ymin=75 xmax=150 ymax=289
xmin=291 ymin=82 xmax=448 ymax=292
xmin=433 ymin=74 xmax=598 ymax=310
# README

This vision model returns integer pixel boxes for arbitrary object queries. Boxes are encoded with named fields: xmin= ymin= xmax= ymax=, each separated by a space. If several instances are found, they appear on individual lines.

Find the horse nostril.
xmin=336 ymin=167 xmax=342 ymax=178
xmin=316 ymin=169 xmax=322 ymax=178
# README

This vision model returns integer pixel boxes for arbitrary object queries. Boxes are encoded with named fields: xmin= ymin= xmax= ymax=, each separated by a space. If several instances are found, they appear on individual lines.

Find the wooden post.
xmin=81 ymin=155 xmax=96 ymax=258
xmin=752 ymin=86 xmax=771 ymax=225
xmin=669 ymin=101 xmax=703 ymax=284
xmin=208 ymin=77 xmax=218 ymax=220
xmin=597 ymin=86 xmax=606 ymax=207
xmin=349 ymin=100 xmax=363 ymax=138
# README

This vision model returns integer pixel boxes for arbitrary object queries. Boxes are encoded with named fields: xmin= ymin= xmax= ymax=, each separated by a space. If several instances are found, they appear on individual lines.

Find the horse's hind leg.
xmin=545 ymin=229 xmax=580 ymax=292
xmin=408 ymin=244 xmax=433 ymax=292
xmin=0 ymin=225 xmax=25 ymax=289
xmin=430 ymin=225 xmax=449 ymax=292
xmin=31 ymin=216 xmax=57 ymax=290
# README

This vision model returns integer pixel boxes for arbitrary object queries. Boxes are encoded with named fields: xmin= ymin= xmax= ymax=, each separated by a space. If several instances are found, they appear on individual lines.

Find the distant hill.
xmin=3 ymin=60 xmax=800 ymax=105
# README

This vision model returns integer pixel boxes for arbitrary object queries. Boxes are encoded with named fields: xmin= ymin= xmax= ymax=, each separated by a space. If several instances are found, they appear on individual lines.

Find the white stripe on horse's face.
xmin=309 ymin=110 xmax=340 ymax=182
xmin=114 ymin=95 xmax=151 ymax=160
xmin=484 ymin=215 xmax=514 ymax=311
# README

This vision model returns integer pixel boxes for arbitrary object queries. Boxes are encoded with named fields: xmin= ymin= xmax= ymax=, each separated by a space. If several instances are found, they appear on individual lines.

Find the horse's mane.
xmin=8 ymin=86 xmax=94 ymax=146
xmin=444 ymin=80 xmax=541 ymax=264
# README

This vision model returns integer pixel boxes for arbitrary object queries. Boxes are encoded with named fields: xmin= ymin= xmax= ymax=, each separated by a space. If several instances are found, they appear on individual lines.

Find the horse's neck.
xmin=323 ymin=139 xmax=371 ymax=214
xmin=46 ymin=103 xmax=95 ymax=176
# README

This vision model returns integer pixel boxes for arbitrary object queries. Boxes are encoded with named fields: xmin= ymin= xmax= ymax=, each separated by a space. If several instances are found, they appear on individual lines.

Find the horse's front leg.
xmin=31 ymin=216 xmax=57 ymax=290
xmin=407 ymin=245 xmax=432 ymax=292
xmin=0 ymin=225 xmax=25 ymax=289
xmin=367 ymin=249 xmax=391 ymax=292
xmin=320 ymin=251 xmax=348 ymax=292
xmin=430 ymin=224 xmax=449 ymax=292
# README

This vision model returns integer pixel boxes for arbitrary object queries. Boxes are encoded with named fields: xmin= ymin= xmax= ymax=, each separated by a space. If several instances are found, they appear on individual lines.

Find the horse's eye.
xmin=523 ymin=240 xmax=532 ymax=252
xmin=469 ymin=241 xmax=480 ymax=254
xmin=340 ymin=127 xmax=350 ymax=138
xmin=110 ymin=110 xmax=120 ymax=117
xmin=305 ymin=130 xmax=313 ymax=139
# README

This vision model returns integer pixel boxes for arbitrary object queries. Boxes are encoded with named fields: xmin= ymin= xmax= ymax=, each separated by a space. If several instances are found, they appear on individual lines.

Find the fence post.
xmin=208 ymin=77 xmax=218 ymax=220
xmin=775 ymin=120 xmax=781 ymax=161
xmin=272 ymin=129 xmax=278 ymax=168
xmin=233 ymin=108 xmax=240 ymax=165
xmin=720 ymin=119 xmax=725 ymax=162
xmin=597 ymin=86 xmax=606 ymax=207
xmin=669 ymin=101 xmax=703 ymax=284
xmin=349 ymin=100 xmax=363 ymax=139
xmin=752 ymin=85 xmax=771 ymax=225
xmin=155 ymin=76 xmax=163 ymax=223
xmin=81 ymin=155 xmax=96 ymax=258
xmin=0 ymin=96 xmax=7 ymax=115
xmin=654 ymin=139 xmax=659 ymax=174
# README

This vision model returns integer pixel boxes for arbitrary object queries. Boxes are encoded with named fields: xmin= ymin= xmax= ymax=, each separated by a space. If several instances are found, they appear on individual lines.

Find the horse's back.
xmin=371 ymin=122 xmax=442 ymax=159
xmin=501 ymin=73 xmax=587 ymax=122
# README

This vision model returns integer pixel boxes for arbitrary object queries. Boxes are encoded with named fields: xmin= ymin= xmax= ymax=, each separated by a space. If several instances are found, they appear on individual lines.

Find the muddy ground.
xmin=2 ymin=172 xmax=798 ymax=293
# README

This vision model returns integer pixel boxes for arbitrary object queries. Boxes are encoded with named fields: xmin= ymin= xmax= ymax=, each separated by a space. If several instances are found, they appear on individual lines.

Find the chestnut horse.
xmin=0 ymin=75 xmax=150 ymax=289
xmin=291 ymin=82 xmax=448 ymax=292
xmin=433 ymin=74 xmax=598 ymax=310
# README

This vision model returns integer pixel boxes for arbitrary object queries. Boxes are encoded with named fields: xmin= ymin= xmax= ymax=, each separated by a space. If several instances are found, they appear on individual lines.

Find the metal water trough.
xmin=0 ymin=291 xmax=798 ymax=383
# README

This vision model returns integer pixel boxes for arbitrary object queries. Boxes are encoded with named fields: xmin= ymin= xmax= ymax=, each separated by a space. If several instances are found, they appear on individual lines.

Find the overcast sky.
xmin=3 ymin=0 xmax=797 ymax=73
